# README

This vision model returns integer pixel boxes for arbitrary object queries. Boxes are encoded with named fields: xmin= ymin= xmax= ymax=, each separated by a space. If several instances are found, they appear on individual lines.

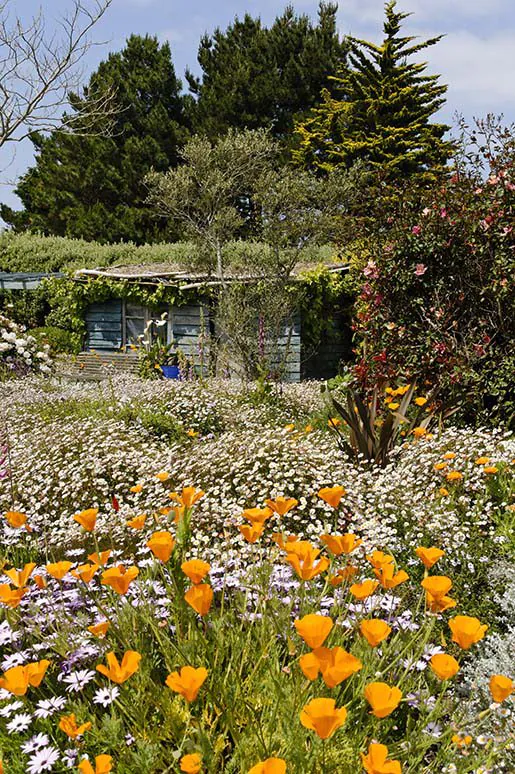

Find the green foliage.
xmin=186 ymin=2 xmax=347 ymax=144
xmin=1 ymin=35 xmax=189 ymax=244
xmin=350 ymin=116 xmax=515 ymax=427
xmin=31 ymin=325 xmax=80 ymax=355
xmin=293 ymin=1 xmax=453 ymax=181
xmin=0 ymin=287 xmax=49 ymax=328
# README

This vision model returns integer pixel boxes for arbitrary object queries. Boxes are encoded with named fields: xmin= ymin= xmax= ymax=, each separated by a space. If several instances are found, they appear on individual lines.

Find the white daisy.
xmin=7 ymin=711 xmax=32 ymax=733
xmin=0 ymin=699 xmax=24 ymax=717
xmin=34 ymin=696 xmax=67 ymax=719
xmin=21 ymin=733 xmax=50 ymax=754
xmin=27 ymin=746 xmax=60 ymax=773
xmin=61 ymin=669 xmax=96 ymax=692
xmin=93 ymin=686 xmax=120 ymax=707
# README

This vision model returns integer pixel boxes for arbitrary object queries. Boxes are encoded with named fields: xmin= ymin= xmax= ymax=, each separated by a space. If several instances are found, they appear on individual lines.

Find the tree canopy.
xmin=186 ymin=2 xmax=347 ymax=143
xmin=293 ymin=1 xmax=453 ymax=180
xmin=1 ymin=35 xmax=189 ymax=243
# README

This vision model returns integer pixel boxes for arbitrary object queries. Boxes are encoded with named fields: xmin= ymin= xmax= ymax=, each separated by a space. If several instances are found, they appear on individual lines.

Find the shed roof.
xmin=0 ymin=271 xmax=64 ymax=289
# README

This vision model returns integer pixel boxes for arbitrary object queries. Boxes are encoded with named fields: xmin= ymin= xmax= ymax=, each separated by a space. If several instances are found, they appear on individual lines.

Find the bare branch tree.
xmin=0 ymin=0 xmax=115 ymax=160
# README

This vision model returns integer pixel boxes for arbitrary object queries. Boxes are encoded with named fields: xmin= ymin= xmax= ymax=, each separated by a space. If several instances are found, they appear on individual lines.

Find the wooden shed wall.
xmin=85 ymin=300 xmax=123 ymax=350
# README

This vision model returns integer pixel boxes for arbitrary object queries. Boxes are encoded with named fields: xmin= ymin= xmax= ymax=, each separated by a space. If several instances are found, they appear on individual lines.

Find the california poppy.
xmin=317 ymin=486 xmax=346 ymax=508
xmin=366 ymin=551 xmax=394 ymax=570
xmin=88 ymin=621 xmax=110 ymax=638
xmin=361 ymin=742 xmax=401 ymax=774
xmin=166 ymin=666 xmax=208 ymax=702
xmin=294 ymin=614 xmax=333 ymax=649
xmin=239 ymin=523 xmax=264 ymax=543
xmin=421 ymin=576 xmax=452 ymax=599
xmin=127 ymin=514 xmax=146 ymax=529
xmin=4 ymin=511 xmax=27 ymax=528
xmin=312 ymin=646 xmax=362 ymax=688
xmin=320 ymin=533 xmax=362 ymax=555
xmin=265 ymin=496 xmax=298 ymax=516
xmin=180 ymin=753 xmax=203 ymax=773
xmin=4 ymin=562 xmax=36 ymax=588
xmin=449 ymin=616 xmax=488 ymax=649
xmin=96 ymin=651 xmax=141 ymax=683
xmin=242 ymin=506 xmax=273 ymax=524
xmin=155 ymin=471 xmax=170 ymax=482
xmin=147 ymin=531 xmax=175 ymax=563
xmin=73 ymin=508 xmax=98 ymax=532
xmin=248 ymin=758 xmax=287 ymax=774
xmin=364 ymin=682 xmax=402 ymax=718
xmin=72 ymin=563 xmax=100 ymax=585
xmin=0 ymin=584 xmax=27 ymax=608
xmin=300 ymin=697 xmax=347 ymax=739
xmin=430 ymin=653 xmax=460 ymax=680
xmin=173 ymin=486 xmax=205 ymax=508
xmin=58 ymin=713 xmax=92 ymax=738
xmin=101 ymin=565 xmax=139 ymax=595
xmin=360 ymin=619 xmax=392 ymax=647
xmin=374 ymin=564 xmax=409 ymax=589
xmin=78 ymin=755 xmax=113 ymax=774
xmin=46 ymin=561 xmax=73 ymax=580
xmin=284 ymin=542 xmax=329 ymax=581
xmin=130 ymin=484 xmax=143 ymax=493
xmin=184 ymin=584 xmax=213 ymax=616
xmin=489 ymin=675 xmax=513 ymax=703
xmin=181 ymin=559 xmax=210 ymax=585
xmin=349 ymin=579 xmax=379 ymax=600
xmin=415 ymin=546 xmax=444 ymax=569
xmin=88 ymin=550 xmax=111 ymax=566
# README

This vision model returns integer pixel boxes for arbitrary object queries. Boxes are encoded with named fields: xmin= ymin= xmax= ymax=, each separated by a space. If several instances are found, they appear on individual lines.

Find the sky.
xmin=1 ymin=0 xmax=514 ymax=217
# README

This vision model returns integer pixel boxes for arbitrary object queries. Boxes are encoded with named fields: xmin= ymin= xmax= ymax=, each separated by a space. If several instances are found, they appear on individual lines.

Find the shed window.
xmin=123 ymin=302 xmax=169 ymax=347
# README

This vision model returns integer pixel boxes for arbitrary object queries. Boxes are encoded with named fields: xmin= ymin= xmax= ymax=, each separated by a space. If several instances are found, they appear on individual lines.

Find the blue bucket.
xmin=161 ymin=365 xmax=180 ymax=379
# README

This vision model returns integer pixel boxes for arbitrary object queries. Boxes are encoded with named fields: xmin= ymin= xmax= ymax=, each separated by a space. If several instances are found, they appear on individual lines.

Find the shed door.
xmin=85 ymin=300 xmax=123 ymax=350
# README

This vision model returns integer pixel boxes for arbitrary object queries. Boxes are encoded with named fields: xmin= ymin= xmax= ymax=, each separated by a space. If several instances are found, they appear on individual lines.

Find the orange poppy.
xmin=265 ymin=496 xmax=298 ymax=516
xmin=449 ymin=616 xmax=488 ymax=649
xmin=349 ymin=579 xmax=379 ymax=600
xmin=88 ymin=621 xmax=110 ymax=638
xmin=33 ymin=575 xmax=47 ymax=589
xmin=184 ymin=584 xmax=213 ymax=616
xmin=155 ymin=471 xmax=170 ymax=482
xmin=489 ymin=675 xmax=513 ymax=703
xmin=364 ymin=682 xmax=402 ymax=718
xmin=46 ymin=561 xmax=73 ymax=580
xmin=127 ymin=514 xmax=146 ymax=529
xmin=366 ymin=551 xmax=394 ymax=570
xmin=0 ymin=660 xmax=50 ymax=695
xmin=374 ymin=565 xmax=409 ymax=589
xmin=360 ymin=619 xmax=392 ymax=647
xmin=317 ymin=486 xmax=346 ymax=508
xmin=181 ymin=560 xmax=210 ymax=585
xmin=96 ymin=651 xmax=141 ymax=683
xmin=446 ymin=471 xmax=463 ymax=482
xmin=415 ymin=546 xmax=445 ymax=569
xmin=4 ymin=511 xmax=27 ymax=528
xmin=239 ymin=523 xmax=265 ymax=543
xmin=130 ymin=484 xmax=143 ymax=493
xmin=72 ymin=563 xmax=100 ymax=585
xmin=294 ymin=614 xmax=333 ymax=649
xmin=147 ymin=531 xmax=175 ymax=563
xmin=165 ymin=665 xmax=208 ymax=702
xmin=4 ymin=562 xmax=36 ymax=588
xmin=421 ymin=576 xmax=452 ymax=599
xmin=78 ymin=755 xmax=113 ymax=774
xmin=59 ymin=713 xmax=92 ymax=739
xmin=87 ymin=550 xmax=111 ymax=566
xmin=180 ymin=753 xmax=203 ymax=773
xmin=361 ymin=743 xmax=402 ymax=774
xmin=303 ymin=646 xmax=362 ymax=688
xmin=242 ymin=506 xmax=273 ymax=524
xmin=284 ymin=542 xmax=329 ymax=581
xmin=0 ymin=584 xmax=28 ymax=608
xmin=173 ymin=486 xmax=205 ymax=508
xmin=101 ymin=565 xmax=139 ymax=595
xmin=73 ymin=508 xmax=98 ymax=531
xmin=320 ymin=533 xmax=362 ymax=555
xmin=430 ymin=653 xmax=460 ymax=680
xmin=299 ymin=697 xmax=347 ymax=739
xmin=248 ymin=758 xmax=286 ymax=774
xmin=328 ymin=565 xmax=359 ymax=586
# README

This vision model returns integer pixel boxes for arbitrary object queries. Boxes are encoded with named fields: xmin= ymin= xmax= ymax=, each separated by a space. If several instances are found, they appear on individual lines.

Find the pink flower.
xmin=411 ymin=225 xmax=422 ymax=235
xmin=440 ymin=208 xmax=448 ymax=219
xmin=414 ymin=264 xmax=427 ymax=277
xmin=363 ymin=260 xmax=379 ymax=278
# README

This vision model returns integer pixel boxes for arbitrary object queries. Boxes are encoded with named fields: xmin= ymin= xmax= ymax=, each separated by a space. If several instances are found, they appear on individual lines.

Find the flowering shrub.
xmin=0 ymin=314 xmax=52 ymax=379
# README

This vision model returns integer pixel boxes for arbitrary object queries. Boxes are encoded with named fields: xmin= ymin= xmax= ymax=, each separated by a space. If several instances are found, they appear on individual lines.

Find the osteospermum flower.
xmin=317 ymin=486 xmax=346 ymax=508
xmin=181 ymin=559 xmax=210 ymax=585
xmin=180 ymin=753 xmax=203 ymax=773
xmin=96 ymin=651 xmax=141 ymax=684
xmin=73 ymin=508 xmax=98 ymax=531
xmin=430 ymin=654 xmax=460 ymax=680
xmin=27 ymin=746 xmax=60 ymax=774
xmin=101 ymin=565 xmax=139 ymax=595
xmin=449 ymin=616 xmax=488 ymax=649
xmin=300 ymin=697 xmax=347 ymax=739
xmin=78 ymin=755 xmax=113 ymax=774
xmin=147 ymin=531 xmax=175 ymax=563
xmin=184 ymin=584 xmax=213 ymax=616
xmin=58 ymin=713 xmax=92 ymax=739
xmin=415 ymin=546 xmax=445 ymax=569
xmin=489 ymin=675 xmax=513 ymax=703
xmin=248 ymin=758 xmax=286 ymax=774
xmin=294 ymin=614 xmax=333 ymax=649
xmin=320 ymin=533 xmax=362 ymax=555
xmin=265 ymin=496 xmax=298 ymax=516
xmin=361 ymin=742 xmax=401 ymax=774
xmin=360 ymin=619 xmax=392 ymax=647
xmin=364 ymin=682 xmax=403 ymax=718
xmin=165 ymin=666 xmax=208 ymax=702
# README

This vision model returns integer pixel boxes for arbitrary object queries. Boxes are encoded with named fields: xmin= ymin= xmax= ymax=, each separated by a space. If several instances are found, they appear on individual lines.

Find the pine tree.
xmin=1 ymin=35 xmax=189 ymax=243
xmin=186 ymin=2 xmax=347 ymax=143
xmin=293 ymin=1 xmax=453 ymax=180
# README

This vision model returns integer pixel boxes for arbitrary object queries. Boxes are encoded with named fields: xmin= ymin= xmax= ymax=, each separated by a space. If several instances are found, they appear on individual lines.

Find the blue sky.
xmin=1 ymin=0 xmax=514 ymax=216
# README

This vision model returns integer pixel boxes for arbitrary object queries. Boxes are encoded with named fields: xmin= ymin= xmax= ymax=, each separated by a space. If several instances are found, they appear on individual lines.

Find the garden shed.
xmin=73 ymin=262 xmax=351 ymax=382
